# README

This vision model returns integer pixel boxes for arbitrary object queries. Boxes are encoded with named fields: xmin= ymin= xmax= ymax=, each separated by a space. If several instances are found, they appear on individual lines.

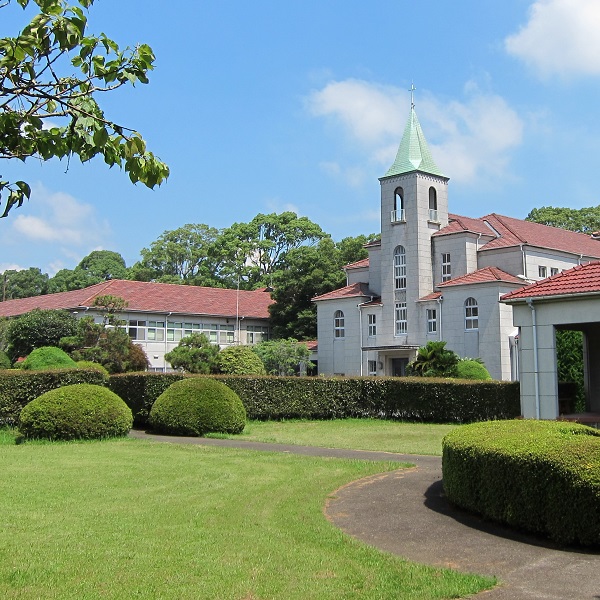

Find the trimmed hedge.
xmin=442 ymin=420 xmax=600 ymax=546
xmin=0 ymin=369 xmax=108 ymax=426
xmin=108 ymin=372 xmax=520 ymax=426
xmin=108 ymin=372 xmax=184 ymax=426
xmin=19 ymin=383 xmax=133 ymax=441
xmin=149 ymin=378 xmax=246 ymax=436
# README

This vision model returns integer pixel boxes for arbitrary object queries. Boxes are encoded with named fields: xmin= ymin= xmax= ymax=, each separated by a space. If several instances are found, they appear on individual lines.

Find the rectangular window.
xmin=426 ymin=308 xmax=437 ymax=334
xmin=246 ymin=325 xmax=270 ymax=344
xmin=128 ymin=320 xmax=146 ymax=341
xmin=219 ymin=325 xmax=235 ymax=344
xmin=441 ymin=253 xmax=451 ymax=282
xmin=395 ymin=302 xmax=407 ymax=335
xmin=147 ymin=328 xmax=164 ymax=341
xmin=368 ymin=314 xmax=376 ymax=337
xmin=538 ymin=265 xmax=547 ymax=278
xmin=367 ymin=360 xmax=377 ymax=376
xmin=550 ymin=267 xmax=559 ymax=276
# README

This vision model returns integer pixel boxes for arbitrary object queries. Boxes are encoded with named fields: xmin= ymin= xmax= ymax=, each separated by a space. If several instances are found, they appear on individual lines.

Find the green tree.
xmin=0 ymin=0 xmax=169 ymax=218
xmin=1 ymin=267 xmax=48 ymax=300
xmin=252 ymin=338 xmax=312 ymax=376
xmin=47 ymin=267 xmax=95 ymax=293
xmin=137 ymin=223 xmax=222 ymax=285
xmin=164 ymin=332 xmax=220 ymax=374
xmin=217 ymin=212 xmax=326 ymax=288
xmin=215 ymin=345 xmax=266 ymax=375
xmin=6 ymin=308 xmax=77 ymax=360
xmin=407 ymin=341 xmax=459 ymax=377
xmin=526 ymin=205 xmax=600 ymax=234
xmin=76 ymin=250 xmax=128 ymax=280
xmin=269 ymin=234 xmax=376 ymax=340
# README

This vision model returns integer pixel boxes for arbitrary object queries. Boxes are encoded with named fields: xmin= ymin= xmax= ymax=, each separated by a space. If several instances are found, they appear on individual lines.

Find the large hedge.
xmin=442 ymin=420 xmax=600 ymax=546
xmin=19 ymin=383 xmax=133 ymax=441
xmin=0 ymin=369 xmax=108 ymax=426
xmin=149 ymin=378 xmax=246 ymax=436
xmin=109 ymin=373 xmax=520 ymax=427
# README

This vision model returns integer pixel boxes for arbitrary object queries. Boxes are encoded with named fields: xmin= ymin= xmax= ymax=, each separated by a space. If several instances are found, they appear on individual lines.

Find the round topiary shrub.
xmin=18 ymin=384 xmax=133 ymax=441
xmin=21 ymin=346 xmax=77 ymax=371
xmin=0 ymin=350 xmax=11 ymax=369
xmin=215 ymin=345 xmax=266 ymax=375
xmin=149 ymin=377 xmax=246 ymax=436
xmin=455 ymin=359 xmax=492 ymax=380
xmin=76 ymin=360 xmax=110 ymax=379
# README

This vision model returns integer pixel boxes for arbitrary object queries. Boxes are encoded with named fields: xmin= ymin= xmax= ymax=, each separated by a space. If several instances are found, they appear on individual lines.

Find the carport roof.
xmin=500 ymin=261 xmax=600 ymax=302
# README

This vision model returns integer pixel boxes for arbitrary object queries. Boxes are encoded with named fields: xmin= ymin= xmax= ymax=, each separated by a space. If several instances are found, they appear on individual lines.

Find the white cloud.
xmin=0 ymin=263 xmax=23 ymax=272
xmin=505 ymin=0 xmax=600 ymax=77
xmin=264 ymin=198 xmax=301 ymax=215
xmin=306 ymin=79 xmax=523 ymax=185
xmin=12 ymin=185 xmax=109 ymax=245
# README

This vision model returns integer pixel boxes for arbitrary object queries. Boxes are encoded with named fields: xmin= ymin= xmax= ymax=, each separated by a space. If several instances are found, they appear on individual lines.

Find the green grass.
xmin=0 ymin=436 xmax=494 ymax=599
xmin=211 ymin=419 xmax=457 ymax=456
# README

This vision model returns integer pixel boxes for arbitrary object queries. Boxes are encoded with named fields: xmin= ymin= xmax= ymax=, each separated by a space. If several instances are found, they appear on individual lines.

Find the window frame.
xmin=394 ymin=245 xmax=406 ymax=290
xmin=426 ymin=308 xmax=437 ymax=334
xmin=464 ymin=297 xmax=479 ymax=331
xmin=394 ymin=301 xmax=407 ymax=335
xmin=368 ymin=314 xmax=376 ymax=337
xmin=441 ymin=253 xmax=451 ymax=282
xmin=334 ymin=310 xmax=345 ymax=338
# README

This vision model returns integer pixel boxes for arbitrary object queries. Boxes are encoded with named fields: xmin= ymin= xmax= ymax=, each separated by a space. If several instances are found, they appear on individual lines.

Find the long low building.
xmin=0 ymin=279 xmax=273 ymax=371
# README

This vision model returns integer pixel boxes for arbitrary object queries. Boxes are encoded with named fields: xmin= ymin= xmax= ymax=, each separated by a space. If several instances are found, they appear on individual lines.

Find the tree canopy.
xmin=0 ymin=0 xmax=169 ymax=218
xmin=526 ymin=205 xmax=600 ymax=234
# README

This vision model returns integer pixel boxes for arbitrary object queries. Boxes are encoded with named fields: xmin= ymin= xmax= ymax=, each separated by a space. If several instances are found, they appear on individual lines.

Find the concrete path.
xmin=129 ymin=430 xmax=600 ymax=599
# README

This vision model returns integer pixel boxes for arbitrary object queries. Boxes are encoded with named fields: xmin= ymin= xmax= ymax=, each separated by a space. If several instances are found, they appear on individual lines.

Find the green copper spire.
xmin=383 ymin=107 xmax=444 ymax=178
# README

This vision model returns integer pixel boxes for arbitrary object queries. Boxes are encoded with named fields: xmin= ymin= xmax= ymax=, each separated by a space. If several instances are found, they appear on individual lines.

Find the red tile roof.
xmin=312 ymin=282 xmax=375 ymax=302
xmin=344 ymin=258 xmax=370 ymax=270
xmin=436 ymin=213 xmax=600 ymax=258
xmin=500 ymin=261 xmax=600 ymax=301
xmin=303 ymin=340 xmax=318 ymax=351
xmin=418 ymin=291 xmax=443 ymax=302
xmin=437 ymin=266 xmax=524 ymax=288
xmin=0 ymin=280 xmax=273 ymax=319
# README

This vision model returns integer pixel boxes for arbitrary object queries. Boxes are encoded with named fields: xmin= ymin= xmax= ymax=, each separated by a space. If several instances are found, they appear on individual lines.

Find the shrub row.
xmin=442 ymin=420 xmax=600 ymax=547
xmin=0 ymin=368 xmax=109 ymax=426
xmin=108 ymin=373 xmax=520 ymax=426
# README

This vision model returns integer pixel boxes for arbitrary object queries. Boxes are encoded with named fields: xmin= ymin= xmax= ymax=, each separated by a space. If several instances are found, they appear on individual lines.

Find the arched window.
xmin=334 ymin=310 xmax=345 ymax=338
xmin=428 ymin=187 xmax=438 ymax=221
xmin=464 ymin=297 xmax=478 ymax=330
xmin=394 ymin=245 xmax=406 ymax=289
xmin=392 ymin=187 xmax=405 ymax=222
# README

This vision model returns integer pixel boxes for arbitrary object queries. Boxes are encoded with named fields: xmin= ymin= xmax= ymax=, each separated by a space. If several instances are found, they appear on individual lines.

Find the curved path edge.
xmin=129 ymin=430 xmax=600 ymax=600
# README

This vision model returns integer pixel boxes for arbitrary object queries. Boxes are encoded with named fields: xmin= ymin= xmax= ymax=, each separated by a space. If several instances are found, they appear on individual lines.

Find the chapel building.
xmin=313 ymin=104 xmax=600 ymax=380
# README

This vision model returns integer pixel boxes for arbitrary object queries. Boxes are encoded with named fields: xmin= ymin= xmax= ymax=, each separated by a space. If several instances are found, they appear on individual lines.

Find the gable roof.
xmin=312 ymin=282 xmax=375 ymax=302
xmin=501 ymin=261 xmax=600 ymax=302
xmin=0 ymin=279 xmax=273 ymax=319
xmin=343 ymin=258 xmax=369 ymax=270
xmin=437 ymin=266 xmax=524 ymax=288
xmin=382 ymin=107 xmax=445 ymax=178
xmin=435 ymin=213 xmax=600 ymax=258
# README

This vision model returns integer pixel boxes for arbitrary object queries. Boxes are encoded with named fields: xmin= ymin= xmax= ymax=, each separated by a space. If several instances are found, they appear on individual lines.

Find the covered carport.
xmin=501 ymin=262 xmax=600 ymax=420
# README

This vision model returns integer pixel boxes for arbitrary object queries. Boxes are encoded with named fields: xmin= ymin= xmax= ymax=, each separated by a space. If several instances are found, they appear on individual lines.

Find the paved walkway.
xmin=129 ymin=430 xmax=600 ymax=599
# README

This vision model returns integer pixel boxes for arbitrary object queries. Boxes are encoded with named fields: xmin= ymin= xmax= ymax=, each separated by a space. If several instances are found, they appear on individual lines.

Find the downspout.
xmin=526 ymin=299 xmax=540 ymax=419
xmin=521 ymin=244 xmax=528 ymax=279
xmin=357 ymin=297 xmax=373 ymax=376
xmin=579 ymin=253 xmax=583 ymax=265
xmin=164 ymin=312 xmax=172 ymax=373
xmin=436 ymin=295 xmax=443 ymax=341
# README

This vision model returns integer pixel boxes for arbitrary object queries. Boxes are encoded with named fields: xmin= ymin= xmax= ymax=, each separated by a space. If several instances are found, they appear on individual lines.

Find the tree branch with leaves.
xmin=0 ymin=0 xmax=169 ymax=217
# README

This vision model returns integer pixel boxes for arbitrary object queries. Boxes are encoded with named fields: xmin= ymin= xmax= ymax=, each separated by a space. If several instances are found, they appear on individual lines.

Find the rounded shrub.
xmin=21 ymin=346 xmax=77 ymax=371
xmin=18 ymin=383 xmax=133 ymax=441
xmin=0 ymin=350 xmax=11 ymax=369
xmin=149 ymin=377 xmax=246 ymax=436
xmin=443 ymin=419 xmax=600 ymax=546
xmin=455 ymin=360 xmax=492 ymax=381
xmin=76 ymin=360 xmax=110 ymax=379
xmin=215 ymin=345 xmax=266 ymax=375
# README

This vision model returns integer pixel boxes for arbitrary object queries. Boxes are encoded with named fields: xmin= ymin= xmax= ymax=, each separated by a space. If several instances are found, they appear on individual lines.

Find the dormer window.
xmin=428 ymin=187 xmax=438 ymax=221
xmin=391 ymin=187 xmax=405 ymax=222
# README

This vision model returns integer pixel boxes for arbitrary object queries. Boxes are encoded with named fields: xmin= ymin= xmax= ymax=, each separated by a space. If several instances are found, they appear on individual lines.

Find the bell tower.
xmin=378 ymin=95 xmax=449 ymax=345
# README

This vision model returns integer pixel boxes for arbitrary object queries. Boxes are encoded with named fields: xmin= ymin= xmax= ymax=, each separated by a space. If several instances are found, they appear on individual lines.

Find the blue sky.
xmin=3 ymin=0 xmax=600 ymax=275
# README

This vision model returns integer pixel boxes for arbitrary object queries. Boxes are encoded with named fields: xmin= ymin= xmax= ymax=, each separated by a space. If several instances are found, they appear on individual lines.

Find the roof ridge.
xmin=81 ymin=280 xmax=117 ymax=305
xmin=485 ymin=213 xmax=527 ymax=244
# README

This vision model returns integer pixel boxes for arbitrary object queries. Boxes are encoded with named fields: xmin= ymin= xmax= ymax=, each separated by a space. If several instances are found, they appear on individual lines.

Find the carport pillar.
xmin=527 ymin=299 xmax=541 ymax=420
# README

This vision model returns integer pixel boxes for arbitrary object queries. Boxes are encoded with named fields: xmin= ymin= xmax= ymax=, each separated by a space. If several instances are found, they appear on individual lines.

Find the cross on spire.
xmin=410 ymin=82 xmax=416 ymax=109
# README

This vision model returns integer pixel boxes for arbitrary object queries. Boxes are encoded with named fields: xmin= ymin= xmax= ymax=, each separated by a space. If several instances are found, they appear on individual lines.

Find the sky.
xmin=3 ymin=0 xmax=600 ymax=276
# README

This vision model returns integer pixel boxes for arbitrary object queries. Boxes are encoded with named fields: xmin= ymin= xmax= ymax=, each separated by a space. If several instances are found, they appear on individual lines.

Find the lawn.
xmin=215 ymin=419 xmax=457 ymax=456
xmin=0 ymin=432 xmax=494 ymax=599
